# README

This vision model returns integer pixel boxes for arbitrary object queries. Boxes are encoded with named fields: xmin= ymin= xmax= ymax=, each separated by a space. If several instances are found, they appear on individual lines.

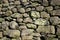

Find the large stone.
xmin=37 ymin=26 xmax=55 ymax=34
xmin=0 ymin=32 xmax=3 ymax=38
xmin=50 ymin=17 xmax=60 ymax=25
xmin=0 ymin=18 xmax=5 ymax=23
xmin=51 ymin=9 xmax=60 ymax=16
xmin=7 ymin=30 xmax=20 ymax=37
xmin=34 ymin=18 xmax=48 ymax=25
xmin=51 ymin=0 xmax=60 ymax=6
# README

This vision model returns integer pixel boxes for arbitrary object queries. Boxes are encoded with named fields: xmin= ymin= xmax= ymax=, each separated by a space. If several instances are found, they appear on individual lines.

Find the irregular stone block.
xmin=34 ymin=18 xmax=49 ymax=25
xmin=51 ymin=0 xmax=60 ymax=6
xmin=37 ymin=26 xmax=55 ymax=34
xmin=7 ymin=30 xmax=20 ymax=38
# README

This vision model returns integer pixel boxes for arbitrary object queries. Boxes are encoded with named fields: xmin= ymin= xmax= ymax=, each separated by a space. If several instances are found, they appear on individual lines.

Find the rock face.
xmin=0 ymin=0 xmax=60 ymax=40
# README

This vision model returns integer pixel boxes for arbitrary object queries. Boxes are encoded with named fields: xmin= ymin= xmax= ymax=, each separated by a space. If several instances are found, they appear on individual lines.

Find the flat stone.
xmin=51 ymin=9 xmax=60 ymax=16
xmin=7 ymin=30 xmax=20 ymax=38
xmin=26 ymin=23 xmax=37 ymax=29
xmin=51 ymin=0 xmax=60 ymax=6
xmin=37 ymin=26 xmax=55 ymax=34
xmin=34 ymin=18 xmax=48 ymax=25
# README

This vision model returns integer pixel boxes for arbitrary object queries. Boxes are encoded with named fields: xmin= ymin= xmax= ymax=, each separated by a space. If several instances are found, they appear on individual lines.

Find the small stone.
xmin=7 ymin=30 xmax=20 ymax=37
xmin=5 ymin=10 xmax=12 ymax=16
xmin=26 ymin=23 xmax=37 ymax=29
xmin=51 ymin=0 xmax=60 ymax=6
xmin=45 ymin=6 xmax=53 ymax=11
xmin=31 ymin=11 xmax=40 ymax=18
xmin=50 ymin=17 xmax=60 ymax=25
xmin=22 ymin=36 xmax=33 ymax=40
xmin=34 ymin=18 xmax=48 ymax=25
xmin=23 ymin=17 xmax=32 ymax=23
xmin=36 ymin=6 xmax=44 ymax=11
xmin=0 ymin=18 xmax=5 ymax=23
xmin=41 ymin=11 xmax=50 ymax=19
xmin=18 ymin=8 xmax=25 ymax=13
xmin=14 ymin=1 xmax=21 ymax=5
xmin=22 ymin=13 xmax=29 ymax=17
xmin=42 ymin=0 xmax=48 ymax=6
xmin=8 ymin=0 xmax=14 ymax=2
xmin=19 ymin=25 xmax=27 ymax=30
xmin=46 ymin=37 xmax=58 ymax=40
xmin=26 ymin=8 xmax=31 ymax=12
xmin=11 ymin=8 xmax=17 ymax=13
xmin=21 ymin=29 xmax=34 ymax=36
xmin=11 ymin=13 xmax=23 ymax=18
xmin=10 ymin=21 xmax=18 ymax=29
xmin=17 ymin=18 xmax=23 ymax=23
xmin=21 ymin=0 xmax=28 ymax=3
xmin=0 ymin=32 xmax=3 ymax=38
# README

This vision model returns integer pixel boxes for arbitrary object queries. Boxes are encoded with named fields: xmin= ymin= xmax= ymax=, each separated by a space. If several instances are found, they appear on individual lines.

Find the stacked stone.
xmin=0 ymin=0 xmax=60 ymax=40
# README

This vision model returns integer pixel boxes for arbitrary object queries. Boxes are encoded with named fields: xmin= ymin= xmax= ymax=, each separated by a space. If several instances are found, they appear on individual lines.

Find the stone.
xmin=41 ymin=11 xmax=50 ymax=19
xmin=7 ymin=30 xmax=20 ymax=37
xmin=21 ymin=0 xmax=28 ymax=3
xmin=51 ymin=9 xmax=60 ymax=16
xmin=37 ymin=26 xmax=55 ymax=34
xmin=22 ymin=13 xmax=29 ymax=17
xmin=22 ymin=36 xmax=33 ymax=40
xmin=23 ymin=17 xmax=32 ymax=23
xmin=17 ymin=18 xmax=23 ymax=23
xmin=46 ymin=37 xmax=58 ymax=40
xmin=5 ymin=10 xmax=12 ymax=16
xmin=34 ymin=18 xmax=48 ymax=25
xmin=0 ymin=18 xmax=5 ymax=23
xmin=31 ymin=33 xmax=41 ymax=37
xmin=11 ymin=13 xmax=23 ymax=18
xmin=10 ymin=21 xmax=18 ymax=29
xmin=26 ymin=23 xmax=37 ymax=29
xmin=45 ymin=6 xmax=53 ymax=12
xmin=31 ymin=11 xmax=40 ymax=18
xmin=19 ymin=25 xmax=27 ymax=30
xmin=21 ymin=29 xmax=34 ymax=36
xmin=57 ymin=27 xmax=60 ymax=36
xmin=51 ymin=0 xmax=60 ymax=6
xmin=18 ymin=8 xmax=25 ymax=13
xmin=11 ymin=8 xmax=17 ymax=13
xmin=26 ymin=8 xmax=31 ymax=12
xmin=14 ymin=1 xmax=21 ymax=5
xmin=50 ymin=17 xmax=60 ymax=25
xmin=0 ymin=32 xmax=3 ymax=38
xmin=36 ymin=6 xmax=44 ymax=11
xmin=42 ymin=0 xmax=48 ymax=6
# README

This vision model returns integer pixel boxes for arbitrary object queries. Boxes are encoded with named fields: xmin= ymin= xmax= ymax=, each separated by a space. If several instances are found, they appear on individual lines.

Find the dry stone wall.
xmin=0 ymin=0 xmax=60 ymax=40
